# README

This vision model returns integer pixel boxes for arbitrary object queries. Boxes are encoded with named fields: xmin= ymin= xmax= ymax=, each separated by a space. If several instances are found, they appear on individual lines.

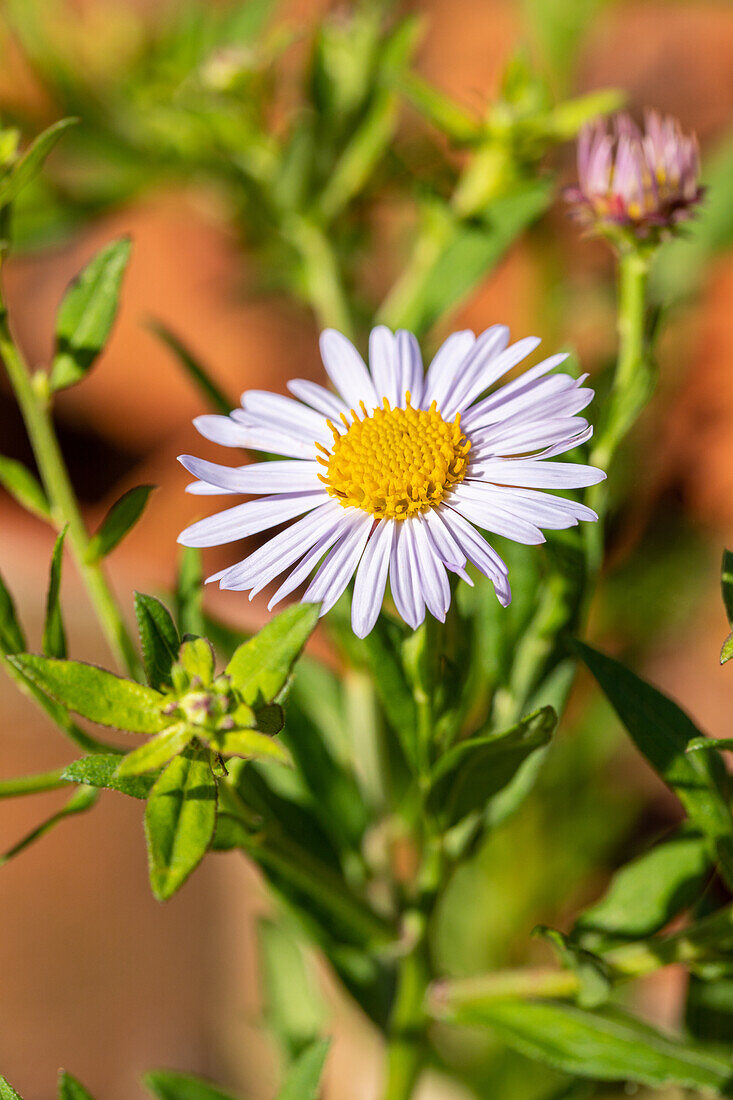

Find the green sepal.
xmin=177 ymin=636 xmax=215 ymax=686
xmin=8 ymin=654 xmax=167 ymax=733
xmin=116 ymin=723 xmax=192 ymax=777
xmin=85 ymin=485 xmax=155 ymax=564
xmin=134 ymin=592 xmax=180 ymax=690
xmin=42 ymin=527 xmax=67 ymax=659
xmin=62 ymin=754 xmax=155 ymax=800
xmin=226 ymin=602 xmax=319 ymax=705
xmin=144 ymin=746 xmax=217 ymax=900
xmin=50 ymin=237 xmax=132 ymax=392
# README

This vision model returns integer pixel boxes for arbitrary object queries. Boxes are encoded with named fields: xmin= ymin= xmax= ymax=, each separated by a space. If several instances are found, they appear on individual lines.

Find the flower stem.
xmin=0 ymin=295 xmax=140 ymax=676
xmin=0 ymin=766 xmax=68 ymax=798
xmin=383 ymin=918 xmax=429 ymax=1100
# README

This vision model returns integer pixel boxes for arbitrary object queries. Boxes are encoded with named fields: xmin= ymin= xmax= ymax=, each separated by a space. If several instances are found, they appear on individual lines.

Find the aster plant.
xmin=2 ymin=20 xmax=733 ymax=1100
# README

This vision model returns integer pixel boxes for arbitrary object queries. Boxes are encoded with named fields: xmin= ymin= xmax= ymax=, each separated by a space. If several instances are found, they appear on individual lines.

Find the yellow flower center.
xmin=317 ymin=396 xmax=471 ymax=520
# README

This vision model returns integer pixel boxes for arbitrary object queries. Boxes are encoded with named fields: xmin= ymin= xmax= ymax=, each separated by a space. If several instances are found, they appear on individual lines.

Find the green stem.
xmin=383 ymin=916 xmax=430 ymax=1100
xmin=0 ymin=766 xmax=68 ymax=798
xmin=0 ymin=298 xmax=139 ymax=676
xmin=283 ymin=216 xmax=356 ymax=339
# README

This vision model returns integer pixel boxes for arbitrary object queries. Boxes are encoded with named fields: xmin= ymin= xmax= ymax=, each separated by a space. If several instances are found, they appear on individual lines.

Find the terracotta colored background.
xmin=0 ymin=2 xmax=732 ymax=1098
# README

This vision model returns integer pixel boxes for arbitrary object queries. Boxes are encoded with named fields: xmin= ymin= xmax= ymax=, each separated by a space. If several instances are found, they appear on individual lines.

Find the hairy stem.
xmin=0 ymin=295 xmax=140 ymax=676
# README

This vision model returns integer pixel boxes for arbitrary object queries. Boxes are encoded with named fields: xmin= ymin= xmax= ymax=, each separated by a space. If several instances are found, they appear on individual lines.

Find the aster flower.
xmin=566 ymin=110 xmax=703 ymax=237
xmin=178 ymin=326 xmax=604 ymax=638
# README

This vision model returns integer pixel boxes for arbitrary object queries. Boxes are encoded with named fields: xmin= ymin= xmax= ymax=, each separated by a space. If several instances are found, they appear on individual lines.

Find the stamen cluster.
xmin=319 ymin=397 xmax=471 ymax=520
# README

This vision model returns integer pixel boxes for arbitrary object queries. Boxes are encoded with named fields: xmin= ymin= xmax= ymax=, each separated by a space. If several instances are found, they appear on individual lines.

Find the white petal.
xmin=178 ymin=490 xmax=329 ymax=547
xmin=214 ymin=500 xmax=344 ymax=589
xmin=226 ymin=411 xmax=317 ymax=459
xmin=536 ymin=424 xmax=594 ymax=458
xmin=469 ymin=418 xmax=590 ymax=459
xmin=463 ymin=368 xmax=578 ymax=431
xmin=463 ymin=481 xmax=597 ymax=529
xmin=441 ymin=508 xmax=511 ymax=605
xmin=422 ymin=330 xmax=476 ymax=409
xmin=240 ymin=390 xmax=332 ymax=444
xmin=422 ymin=507 xmax=466 ymax=570
xmin=303 ymin=511 xmax=373 ymax=614
xmin=287 ymin=378 xmax=348 ymax=419
xmin=412 ymin=517 xmax=450 ymax=621
xmin=351 ymin=519 xmax=395 ymax=637
xmin=389 ymin=522 xmax=425 ymax=630
xmin=396 ymin=330 xmax=424 ymax=406
xmin=186 ymin=480 xmax=237 ymax=495
xmin=449 ymin=483 xmax=546 ymax=544
xmin=439 ymin=325 xmax=510 ymax=420
xmin=193 ymin=414 xmax=247 ymax=447
xmin=179 ymin=455 xmax=322 ymax=494
xmin=443 ymin=332 xmax=538 ymax=418
xmin=267 ymin=513 xmax=355 ymax=608
xmin=469 ymin=458 xmax=606 ymax=489
xmin=368 ymin=326 xmax=399 ymax=407
xmin=320 ymin=329 xmax=378 ymax=410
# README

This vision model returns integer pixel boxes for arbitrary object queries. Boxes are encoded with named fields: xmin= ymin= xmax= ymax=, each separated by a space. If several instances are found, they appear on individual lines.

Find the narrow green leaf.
xmin=318 ymin=89 xmax=398 ymax=222
xmin=0 ymin=118 xmax=77 ymax=208
xmin=721 ymin=549 xmax=733 ymax=625
xmin=143 ymin=1071 xmax=237 ymax=1100
xmin=42 ymin=528 xmax=67 ymax=659
xmin=8 ymin=654 xmax=166 ymax=733
xmin=212 ymin=727 xmax=290 ymax=765
xmin=58 ymin=1071 xmax=95 ymax=1100
xmin=85 ymin=485 xmax=155 ymax=564
xmin=148 ymin=319 xmax=234 ymax=416
xmin=398 ymin=70 xmax=481 ymax=142
xmin=175 ymin=547 xmax=205 ymax=637
xmin=259 ymin=918 xmax=327 ymax=1059
xmin=574 ymin=831 xmax=711 ymax=944
xmin=574 ymin=640 xmax=733 ymax=890
xmin=688 ymin=737 xmax=733 ymax=752
xmin=721 ymin=632 xmax=733 ymax=667
xmin=0 ymin=1078 xmax=24 ymax=1100
xmin=134 ymin=593 xmax=180 ymax=690
xmin=116 ymin=723 xmax=191 ymax=777
xmin=226 ymin=603 xmax=319 ymax=706
xmin=0 ymin=567 xmax=25 ymax=653
xmin=276 ymin=1039 xmax=330 ymax=1100
xmin=427 ymin=706 xmax=556 ymax=825
xmin=0 ymin=455 xmax=51 ymax=520
xmin=144 ymin=747 xmax=217 ymax=900
xmin=0 ymin=785 xmax=98 ymax=867
xmin=433 ymin=998 xmax=733 ymax=1093
xmin=62 ymin=754 xmax=154 ymax=799
xmin=49 ymin=238 xmax=132 ymax=392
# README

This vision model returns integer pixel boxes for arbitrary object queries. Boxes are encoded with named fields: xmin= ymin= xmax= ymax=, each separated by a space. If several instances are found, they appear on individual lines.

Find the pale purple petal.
xmin=449 ymin=483 xmax=546 ymax=544
xmin=412 ymin=516 xmax=450 ymax=621
xmin=351 ymin=519 xmax=395 ymax=638
xmin=470 ymin=458 xmax=606 ymax=490
xmin=186 ymin=480 xmax=237 ymax=495
xmin=193 ymin=414 xmax=249 ymax=448
xmin=178 ymin=490 xmax=329 ymax=547
xmin=422 ymin=330 xmax=476 ymax=409
xmin=396 ymin=330 xmax=424 ymax=406
xmin=389 ymin=522 xmax=425 ymax=630
xmin=267 ymin=513 xmax=355 ymax=608
xmin=240 ymin=390 xmax=332 ymax=444
xmin=441 ymin=507 xmax=511 ymax=605
xmin=439 ymin=325 xmax=510 ymax=420
xmin=179 ymin=455 xmax=322 ymax=494
xmin=287 ymin=378 xmax=349 ymax=419
xmin=320 ymin=329 xmax=378 ymax=410
xmin=368 ymin=326 xmax=399 ymax=407
xmin=303 ymin=511 xmax=373 ymax=614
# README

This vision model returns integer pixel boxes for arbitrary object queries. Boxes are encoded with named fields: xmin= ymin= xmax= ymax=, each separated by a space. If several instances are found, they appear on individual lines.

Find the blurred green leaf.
xmin=722 ymin=634 xmax=733 ymax=667
xmin=0 ymin=784 xmax=98 ymax=867
xmin=148 ymin=319 xmax=234 ymax=416
xmin=49 ymin=237 xmax=132 ymax=392
xmin=144 ymin=1070 xmax=238 ymax=1100
xmin=175 ymin=548 xmax=205 ymax=637
xmin=116 ymin=723 xmax=192 ymax=777
xmin=546 ymin=88 xmax=625 ymax=140
xmin=0 ymin=1078 xmax=24 ymax=1100
xmin=135 ymin=593 xmax=180 ymax=691
xmin=0 ymin=118 xmax=77 ymax=209
xmin=62 ymin=753 xmax=153 ymax=799
xmin=317 ymin=88 xmax=398 ymax=222
xmin=42 ymin=527 xmax=67 ymax=659
xmin=434 ymin=997 xmax=733 ymax=1092
xmin=427 ymin=706 xmax=556 ymax=826
xmin=398 ymin=71 xmax=481 ymax=143
xmin=144 ymin=746 xmax=217 ymax=900
xmin=688 ymin=737 xmax=733 ymax=752
xmin=574 ymin=640 xmax=733 ymax=890
xmin=226 ymin=603 xmax=320 ymax=706
xmin=0 ymin=567 xmax=26 ymax=653
xmin=687 ymin=970 xmax=733 ymax=1047
xmin=721 ymin=550 xmax=733 ymax=624
xmin=58 ymin=1071 xmax=95 ymax=1100
xmin=85 ymin=485 xmax=154 ymax=564
xmin=0 ymin=455 xmax=52 ymax=520
xmin=276 ymin=1039 xmax=330 ymax=1100
xmin=212 ymin=727 xmax=289 ymax=764
xmin=259 ymin=917 xmax=327 ymax=1059
xmin=9 ymin=654 xmax=166 ymax=733
xmin=522 ymin=0 xmax=608 ymax=87
xmin=177 ymin=636 xmax=215 ymax=684
xmin=574 ymin=830 xmax=711 ymax=945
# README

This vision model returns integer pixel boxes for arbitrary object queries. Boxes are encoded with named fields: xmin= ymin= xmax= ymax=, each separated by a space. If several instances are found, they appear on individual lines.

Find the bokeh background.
xmin=0 ymin=1 xmax=732 ymax=1098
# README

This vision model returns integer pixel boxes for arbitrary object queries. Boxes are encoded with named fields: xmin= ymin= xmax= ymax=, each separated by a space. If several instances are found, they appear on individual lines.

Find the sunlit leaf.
xmin=135 ymin=592 xmax=180 ymax=690
xmin=62 ymin=753 xmax=154 ymax=799
xmin=85 ymin=485 xmax=155 ymax=564
xmin=0 ymin=118 xmax=77 ymax=208
xmin=116 ymin=723 xmax=191 ymax=777
xmin=0 ymin=455 xmax=51 ymax=520
xmin=0 ymin=1078 xmax=24 ymax=1100
xmin=276 ymin=1038 xmax=330 ymax=1100
xmin=226 ymin=603 xmax=319 ymax=706
xmin=58 ymin=1071 xmax=95 ymax=1100
xmin=144 ymin=1070 xmax=237 ymax=1100
xmin=0 ymin=567 xmax=25 ymax=653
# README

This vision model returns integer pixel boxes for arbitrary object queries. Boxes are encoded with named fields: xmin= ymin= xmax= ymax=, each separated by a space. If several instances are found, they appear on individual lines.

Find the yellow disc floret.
xmin=317 ymin=395 xmax=471 ymax=520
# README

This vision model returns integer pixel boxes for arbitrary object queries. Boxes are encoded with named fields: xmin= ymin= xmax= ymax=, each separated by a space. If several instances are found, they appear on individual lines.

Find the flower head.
xmin=178 ymin=326 xmax=605 ymax=637
xmin=566 ymin=110 xmax=703 ymax=238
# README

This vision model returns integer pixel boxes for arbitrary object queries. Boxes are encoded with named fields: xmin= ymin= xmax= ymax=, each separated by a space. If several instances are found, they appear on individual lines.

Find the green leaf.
xmin=721 ymin=549 xmax=733 ymax=624
xmin=211 ymin=728 xmax=290 ymax=765
xmin=688 ymin=737 xmax=733 ymax=752
xmin=687 ymin=970 xmax=733 ymax=1047
xmin=0 ymin=118 xmax=77 ymax=208
xmin=574 ymin=831 xmax=711 ymax=945
xmin=0 ymin=1078 xmax=24 ymax=1100
xmin=574 ymin=640 xmax=733 ymax=890
xmin=226 ymin=603 xmax=319 ymax=706
xmin=0 ymin=785 xmax=98 ymax=867
xmin=49 ymin=238 xmax=132 ymax=392
xmin=116 ymin=723 xmax=192 ymax=776
xmin=175 ymin=547 xmax=205 ymax=637
xmin=85 ymin=485 xmax=155 ymax=564
xmin=259 ymin=918 xmax=327 ymax=1059
xmin=42 ymin=527 xmax=67 ymax=659
xmin=144 ymin=747 xmax=217 ymax=900
xmin=721 ymin=632 xmax=733 ymax=667
xmin=8 ymin=654 xmax=166 ymax=733
xmin=0 ymin=567 xmax=25 ymax=653
xmin=398 ymin=70 xmax=481 ymax=142
xmin=134 ymin=593 xmax=180 ymax=690
xmin=426 ymin=706 xmax=556 ymax=825
xmin=0 ymin=455 xmax=51 ymax=520
xmin=58 ymin=1071 xmax=95 ymax=1100
xmin=61 ymin=754 xmax=154 ymax=799
xmin=178 ymin=636 xmax=215 ymax=684
xmin=148 ymin=319 xmax=233 ymax=416
xmin=276 ymin=1039 xmax=330 ymax=1100
xmin=144 ymin=1071 xmax=237 ymax=1100
xmin=434 ymin=998 xmax=733 ymax=1093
